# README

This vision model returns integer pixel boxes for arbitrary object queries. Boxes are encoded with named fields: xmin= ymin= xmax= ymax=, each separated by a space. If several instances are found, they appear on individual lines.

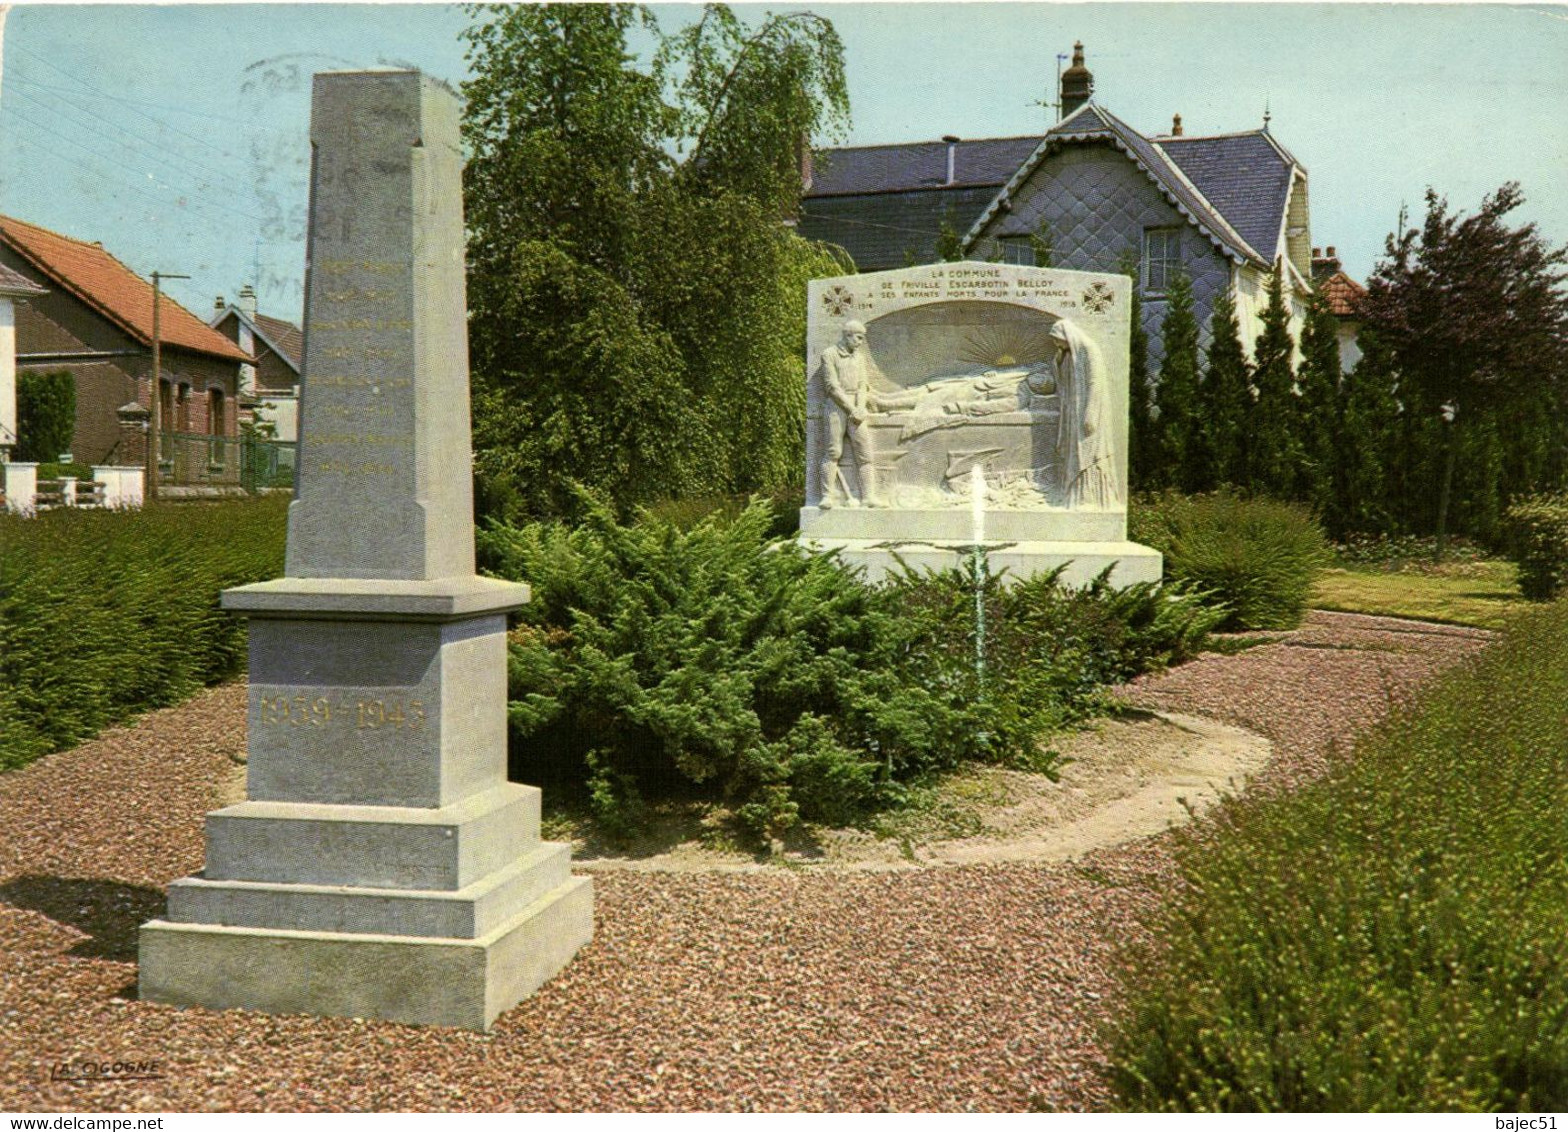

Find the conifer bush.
xmin=480 ymin=499 xmax=1219 ymax=839
xmin=1504 ymin=492 xmax=1568 ymax=600
xmin=14 ymin=370 xmax=76 ymax=464
xmin=1131 ymin=489 xmax=1329 ymax=630
xmin=1106 ymin=597 xmax=1568 ymax=1111
xmin=0 ymin=498 xmax=288 ymax=770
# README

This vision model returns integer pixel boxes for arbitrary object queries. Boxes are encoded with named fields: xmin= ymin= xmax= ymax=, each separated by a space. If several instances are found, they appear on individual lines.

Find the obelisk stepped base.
xmin=141 ymin=878 xmax=593 ymax=1031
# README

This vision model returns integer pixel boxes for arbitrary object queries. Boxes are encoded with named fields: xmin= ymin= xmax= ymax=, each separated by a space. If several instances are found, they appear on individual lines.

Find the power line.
xmin=4 ymin=82 xmax=265 ymax=207
xmin=0 ymin=104 xmax=272 ymax=229
xmin=5 ymin=71 xmax=252 ymax=170
xmin=8 ymin=40 xmax=285 ymax=132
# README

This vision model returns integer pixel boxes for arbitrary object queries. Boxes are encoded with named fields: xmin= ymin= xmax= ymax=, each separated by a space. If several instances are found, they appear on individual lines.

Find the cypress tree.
xmin=1249 ymin=260 xmax=1301 ymax=498
xmin=1336 ymin=328 xmax=1400 ymax=536
xmin=1297 ymin=284 xmax=1343 ymax=526
xmin=1154 ymin=268 xmax=1205 ymax=491
xmin=1204 ymin=289 xmax=1251 ymax=488
xmin=15 ymin=370 xmax=76 ymax=464
xmin=1119 ymin=251 xmax=1154 ymax=491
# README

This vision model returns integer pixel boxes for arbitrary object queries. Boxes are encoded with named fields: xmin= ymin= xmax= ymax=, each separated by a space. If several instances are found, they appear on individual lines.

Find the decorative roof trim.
xmin=1257 ymin=128 xmax=1305 ymax=173
xmin=1269 ymin=168 xmax=1314 ymax=294
xmin=961 ymin=104 xmax=1268 ymax=269
xmin=0 ymin=264 xmax=47 ymax=298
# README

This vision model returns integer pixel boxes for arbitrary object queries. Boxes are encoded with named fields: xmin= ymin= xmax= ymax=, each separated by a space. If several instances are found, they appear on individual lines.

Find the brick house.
xmin=798 ymin=44 xmax=1324 ymax=368
xmin=211 ymin=285 xmax=303 ymax=443
xmin=1312 ymin=246 xmax=1366 ymax=373
xmin=0 ymin=215 xmax=251 ymax=473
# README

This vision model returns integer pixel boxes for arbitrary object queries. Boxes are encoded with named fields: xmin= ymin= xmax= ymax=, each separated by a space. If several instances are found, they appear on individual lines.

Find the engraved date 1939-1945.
xmin=258 ymin=694 xmax=426 ymax=730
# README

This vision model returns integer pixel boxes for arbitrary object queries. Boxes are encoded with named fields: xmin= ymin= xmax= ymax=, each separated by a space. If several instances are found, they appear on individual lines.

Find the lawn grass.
xmin=1312 ymin=559 xmax=1521 ymax=629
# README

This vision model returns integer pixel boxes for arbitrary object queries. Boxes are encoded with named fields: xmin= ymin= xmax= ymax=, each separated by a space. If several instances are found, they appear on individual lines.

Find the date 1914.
xmin=258 ymin=694 xmax=427 ymax=731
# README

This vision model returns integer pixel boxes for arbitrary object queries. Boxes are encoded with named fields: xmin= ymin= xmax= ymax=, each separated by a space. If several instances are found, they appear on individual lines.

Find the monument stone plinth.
xmin=138 ymin=71 xmax=593 ymax=1031
xmin=799 ymin=262 xmax=1161 ymax=585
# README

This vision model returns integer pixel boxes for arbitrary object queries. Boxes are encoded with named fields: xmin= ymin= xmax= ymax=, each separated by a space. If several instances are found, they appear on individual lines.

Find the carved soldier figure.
xmin=819 ymin=319 xmax=883 ymax=508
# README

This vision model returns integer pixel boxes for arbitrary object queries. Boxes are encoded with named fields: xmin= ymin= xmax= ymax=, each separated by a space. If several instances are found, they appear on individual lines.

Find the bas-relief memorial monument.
xmin=138 ymin=72 xmax=592 ymax=1031
xmin=799 ymin=262 xmax=1162 ymax=585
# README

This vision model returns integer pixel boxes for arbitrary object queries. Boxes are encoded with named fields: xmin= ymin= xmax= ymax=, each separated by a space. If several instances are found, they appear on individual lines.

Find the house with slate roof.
xmin=798 ymin=43 xmax=1322 ymax=368
xmin=0 ymin=215 xmax=252 ymax=477
xmin=212 ymin=285 xmax=303 ymax=444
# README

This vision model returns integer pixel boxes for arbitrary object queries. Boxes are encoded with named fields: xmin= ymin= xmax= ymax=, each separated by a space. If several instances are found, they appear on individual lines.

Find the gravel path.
xmin=0 ymin=611 xmax=1492 ymax=1112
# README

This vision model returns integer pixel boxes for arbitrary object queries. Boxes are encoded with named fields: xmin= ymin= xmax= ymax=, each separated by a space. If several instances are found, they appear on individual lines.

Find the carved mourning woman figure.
xmin=1050 ymin=318 xmax=1122 ymax=509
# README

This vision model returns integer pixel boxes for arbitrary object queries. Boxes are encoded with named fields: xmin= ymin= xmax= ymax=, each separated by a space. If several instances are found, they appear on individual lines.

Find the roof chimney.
xmin=1060 ymin=42 xmax=1093 ymax=120
xmin=942 ymin=135 xmax=960 ymax=185
xmin=1326 ymin=246 xmax=1336 ymax=259
xmin=237 ymin=284 xmax=257 ymax=320
xmin=214 ymin=295 xmax=226 ymax=314
xmin=1171 ymin=113 xmax=1183 ymax=137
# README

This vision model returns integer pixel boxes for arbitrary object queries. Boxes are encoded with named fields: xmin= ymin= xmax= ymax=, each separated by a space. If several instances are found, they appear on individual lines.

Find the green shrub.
xmin=1503 ymin=492 xmax=1568 ymax=601
xmin=1131 ymin=489 xmax=1329 ymax=630
xmin=14 ymin=370 xmax=76 ymax=464
xmin=0 ymin=499 xmax=287 ymax=770
xmin=1105 ymin=598 xmax=1568 ymax=1111
xmin=480 ymin=499 xmax=1218 ymax=840
xmin=34 ymin=461 xmax=94 ymax=481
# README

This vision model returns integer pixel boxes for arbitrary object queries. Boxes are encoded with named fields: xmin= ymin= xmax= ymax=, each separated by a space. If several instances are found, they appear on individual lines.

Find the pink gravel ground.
xmin=0 ymin=611 xmax=1491 ymax=1112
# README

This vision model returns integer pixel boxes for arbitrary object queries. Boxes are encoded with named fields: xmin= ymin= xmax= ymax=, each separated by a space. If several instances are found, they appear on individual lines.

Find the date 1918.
xmin=258 ymin=695 xmax=427 ymax=731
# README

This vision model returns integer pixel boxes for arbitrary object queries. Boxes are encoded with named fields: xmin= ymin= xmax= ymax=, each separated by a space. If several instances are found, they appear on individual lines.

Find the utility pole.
xmin=145 ymin=270 xmax=189 ymax=503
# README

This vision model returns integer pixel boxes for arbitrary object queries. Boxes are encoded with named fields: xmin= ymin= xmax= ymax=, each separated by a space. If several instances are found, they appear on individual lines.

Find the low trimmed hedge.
xmin=1504 ymin=492 xmax=1568 ymax=601
xmin=0 ymin=499 xmax=288 ymax=770
xmin=1131 ymin=489 xmax=1329 ymax=630
xmin=1106 ymin=597 xmax=1568 ymax=1111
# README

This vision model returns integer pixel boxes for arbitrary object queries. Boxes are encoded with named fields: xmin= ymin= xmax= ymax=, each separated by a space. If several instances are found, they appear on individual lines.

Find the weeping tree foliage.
xmin=461 ymin=4 xmax=850 ymax=521
xmin=1359 ymin=183 xmax=1568 ymax=555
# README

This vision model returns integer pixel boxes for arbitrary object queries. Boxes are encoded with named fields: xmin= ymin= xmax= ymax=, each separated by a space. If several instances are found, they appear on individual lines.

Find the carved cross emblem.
xmin=822 ymin=285 xmax=856 ymax=316
xmin=1081 ymin=282 xmax=1115 ymax=313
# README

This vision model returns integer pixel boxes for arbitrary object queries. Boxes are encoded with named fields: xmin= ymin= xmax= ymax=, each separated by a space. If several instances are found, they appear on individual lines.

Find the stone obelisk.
xmin=139 ymin=71 xmax=593 ymax=1031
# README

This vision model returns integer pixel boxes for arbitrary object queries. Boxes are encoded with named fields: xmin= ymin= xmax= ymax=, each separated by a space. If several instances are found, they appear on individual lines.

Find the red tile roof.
xmin=0 ymin=215 xmax=251 ymax=363
xmin=1320 ymin=270 xmax=1365 ymax=318
xmin=253 ymin=312 xmax=304 ymax=370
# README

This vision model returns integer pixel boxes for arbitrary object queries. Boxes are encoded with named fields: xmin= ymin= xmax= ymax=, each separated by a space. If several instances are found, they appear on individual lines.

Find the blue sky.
xmin=2 ymin=3 xmax=1565 ymax=324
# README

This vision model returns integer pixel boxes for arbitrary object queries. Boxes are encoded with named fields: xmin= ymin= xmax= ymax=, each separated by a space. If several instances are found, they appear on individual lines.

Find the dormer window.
xmin=1143 ymin=227 xmax=1181 ymax=295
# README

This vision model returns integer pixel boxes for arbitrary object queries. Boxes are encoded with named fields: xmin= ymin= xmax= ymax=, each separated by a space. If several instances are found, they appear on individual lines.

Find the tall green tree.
xmin=1360 ymin=183 xmax=1568 ymax=555
xmin=1296 ymin=283 xmax=1342 ymax=524
xmin=15 ymin=370 xmax=75 ymax=464
xmin=461 ymin=4 xmax=850 ymax=521
xmin=1334 ymin=328 xmax=1400 ymax=536
xmin=1119 ymin=252 xmax=1154 ymax=491
xmin=1203 ymin=290 xmax=1252 ymax=488
xmin=1153 ymin=268 xmax=1205 ymax=491
xmin=1248 ymin=261 xmax=1301 ymax=498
